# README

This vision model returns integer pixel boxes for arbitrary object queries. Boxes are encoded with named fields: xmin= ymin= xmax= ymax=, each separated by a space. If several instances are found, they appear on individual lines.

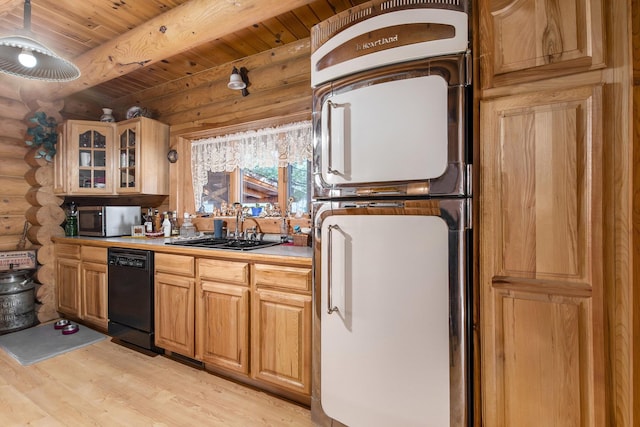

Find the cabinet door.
xmin=116 ymin=117 xmax=169 ymax=195
xmin=115 ymin=120 xmax=140 ymax=193
xmin=67 ymin=121 xmax=115 ymax=194
xmin=479 ymin=0 xmax=604 ymax=89
xmin=251 ymin=289 xmax=311 ymax=395
xmin=196 ymin=281 xmax=249 ymax=373
xmin=81 ymin=261 xmax=108 ymax=330
xmin=56 ymin=258 xmax=81 ymax=317
xmin=154 ymin=272 xmax=195 ymax=357
xmin=480 ymin=85 xmax=605 ymax=426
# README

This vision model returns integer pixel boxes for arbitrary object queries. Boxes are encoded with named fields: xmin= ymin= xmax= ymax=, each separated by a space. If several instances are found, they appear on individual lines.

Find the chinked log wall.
xmin=0 ymin=80 xmax=65 ymax=323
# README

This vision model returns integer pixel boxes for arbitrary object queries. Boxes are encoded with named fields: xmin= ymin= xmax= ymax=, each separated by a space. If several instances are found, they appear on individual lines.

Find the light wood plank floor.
xmin=0 ymin=337 xmax=313 ymax=426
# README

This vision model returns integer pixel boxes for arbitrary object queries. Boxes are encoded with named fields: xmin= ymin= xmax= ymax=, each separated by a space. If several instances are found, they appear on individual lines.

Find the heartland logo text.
xmin=356 ymin=34 xmax=399 ymax=51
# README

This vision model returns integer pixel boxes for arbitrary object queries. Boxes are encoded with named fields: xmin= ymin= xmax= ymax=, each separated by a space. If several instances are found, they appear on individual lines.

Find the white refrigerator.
xmin=310 ymin=2 xmax=472 ymax=426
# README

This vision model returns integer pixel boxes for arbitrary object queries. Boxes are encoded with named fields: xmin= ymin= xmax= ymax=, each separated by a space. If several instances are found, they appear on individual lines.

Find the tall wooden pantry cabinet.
xmin=477 ymin=0 xmax=637 ymax=425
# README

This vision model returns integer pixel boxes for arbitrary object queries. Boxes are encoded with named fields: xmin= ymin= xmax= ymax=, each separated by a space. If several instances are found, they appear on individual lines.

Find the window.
xmin=287 ymin=161 xmax=311 ymax=215
xmin=196 ymin=163 xmax=311 ymax=215
xmin=191 ymin=120 xmax=312 ymax=214
xmin=241 ymin=166 xmax=278 ymax=205
xmin=200 ymin=171 xmax=231 ymax=213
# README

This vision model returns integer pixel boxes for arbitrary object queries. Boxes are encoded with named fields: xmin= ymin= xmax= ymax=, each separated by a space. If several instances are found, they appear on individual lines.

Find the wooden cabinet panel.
xmin=251 ymin=289 xmax=311 ymax=395
xmin=155 ymin=253 xmax=194 ymax=277
xmin=56 ymin=243 xmax=81 ymax=260
xmin=81 ymin=246 xmax=107 ymax=263
xmin=479 ymin=0 xmax=604 ymax=88
xmin=115 ymin=117 xmax=169 ymax=195
xmin=480 ymin=84 xmax=605 ymax=426
xmin=154 ymin=272 xmax=195 ymax=357
xmin=492 ymin=288 xmax=596 ymax=426
xmin=196 ymin=281 xmax=249 ymax=373
xmin=253 ymin=264 xmax=311 ymax=293
xmin=60 ymin=121 xmax=115 ymax=195
xmin=198 ymin=258 xmax=249 ymax=286
xmin=481 ymin=85 xmax=601 ymax=284
xmin=56 ymin=258 xmax=81 ymax=316
xmin=81 ymin=261 xmax=108 ymax=329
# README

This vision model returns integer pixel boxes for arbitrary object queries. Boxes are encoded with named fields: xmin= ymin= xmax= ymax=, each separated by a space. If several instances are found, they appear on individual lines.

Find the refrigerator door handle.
xmin=326 ymin=100 xmax=341 ymax=175
xmin=327 ymin=224 xmax=339 ymax=314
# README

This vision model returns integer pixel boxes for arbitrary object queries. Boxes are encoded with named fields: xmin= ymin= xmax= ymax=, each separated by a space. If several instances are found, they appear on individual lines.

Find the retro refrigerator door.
xmin=314 ymin=199 xmax=470 ymax=426
xmin=312 ymin=55 xmax=470 ymax=199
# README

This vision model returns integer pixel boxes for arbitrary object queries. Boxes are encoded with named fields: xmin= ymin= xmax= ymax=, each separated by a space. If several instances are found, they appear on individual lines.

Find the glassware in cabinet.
xmin=73 ymin=125 xmax=111 ymax=191
xmin=118 ymin=125 xmax=138 ymax=189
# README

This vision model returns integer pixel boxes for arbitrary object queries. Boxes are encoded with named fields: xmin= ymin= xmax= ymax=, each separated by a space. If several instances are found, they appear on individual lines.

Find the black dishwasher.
xmin=107 ymin=248 xmax=159 ymax=352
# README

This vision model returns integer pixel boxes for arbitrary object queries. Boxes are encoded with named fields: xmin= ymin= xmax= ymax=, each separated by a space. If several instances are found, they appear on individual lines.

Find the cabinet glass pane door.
xmin=119 ymin=127 xmax=136 ymax=188
xmin=78 ymin=130 xmax=107 ymax=189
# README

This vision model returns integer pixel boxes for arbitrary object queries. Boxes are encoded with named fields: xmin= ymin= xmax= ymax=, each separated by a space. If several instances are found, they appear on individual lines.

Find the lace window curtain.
xmin=191 ymin=120 xmax=312 ymax=210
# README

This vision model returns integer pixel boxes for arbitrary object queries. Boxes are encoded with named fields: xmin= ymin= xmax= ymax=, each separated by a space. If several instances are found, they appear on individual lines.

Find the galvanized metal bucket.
xmin=0 ymin=269 xmax=36 ymax=334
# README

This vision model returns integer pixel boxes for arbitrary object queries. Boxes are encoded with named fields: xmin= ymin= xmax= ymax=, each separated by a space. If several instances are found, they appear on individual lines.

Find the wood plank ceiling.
xmin=0 ymin=0 xmax=368 ymax=104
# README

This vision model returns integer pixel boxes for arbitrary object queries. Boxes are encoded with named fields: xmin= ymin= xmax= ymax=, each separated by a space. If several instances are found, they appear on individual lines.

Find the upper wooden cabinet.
xmin=115 ymin=118 xmax=170 ymax=195
xmin=55 ymin=121 xmax=114 ymax=195
xmin=478 ymin=0 xmax=605 ymax=89
xmin=54 ymin=117 xmax=169 ymax=196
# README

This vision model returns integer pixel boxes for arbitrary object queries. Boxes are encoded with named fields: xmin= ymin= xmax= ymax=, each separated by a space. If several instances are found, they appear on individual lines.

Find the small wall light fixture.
xmin=228 ymin=66 xmax=249 ymax=96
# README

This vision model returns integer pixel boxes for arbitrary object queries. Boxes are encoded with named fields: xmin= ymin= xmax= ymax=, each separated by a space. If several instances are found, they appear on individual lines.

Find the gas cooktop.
xmin=165 ymin=237 xmax=281 ymax=251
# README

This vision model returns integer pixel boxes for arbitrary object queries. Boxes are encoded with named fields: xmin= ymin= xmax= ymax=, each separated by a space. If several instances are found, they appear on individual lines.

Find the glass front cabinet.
xmin=55 ymin=117 xmax=169 ymax=196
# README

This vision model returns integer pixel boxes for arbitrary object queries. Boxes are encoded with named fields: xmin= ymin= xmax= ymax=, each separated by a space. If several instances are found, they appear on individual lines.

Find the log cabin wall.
xmin=0 ymin=80 xmax=65 ymax=324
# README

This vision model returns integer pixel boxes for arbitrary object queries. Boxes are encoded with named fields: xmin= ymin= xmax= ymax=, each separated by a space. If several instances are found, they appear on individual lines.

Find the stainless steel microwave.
xmin=78 ymin=206 xmax=141 ymax=237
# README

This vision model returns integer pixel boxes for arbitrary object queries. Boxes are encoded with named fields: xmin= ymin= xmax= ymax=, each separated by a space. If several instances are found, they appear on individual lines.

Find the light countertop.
xmin=54 ymin=235 xmax=313 ymax=265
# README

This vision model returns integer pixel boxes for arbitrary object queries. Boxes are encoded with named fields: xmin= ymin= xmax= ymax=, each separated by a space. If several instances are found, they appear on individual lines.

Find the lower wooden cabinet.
xmin=251 ymin=288 xmax=311 ymax=395
xmin=55 ymin=243 xmax=108 ymax=330
xmin=56 ymin=257 xmax=81 ymax=316
xmin=251 ymin=263 xmax=312 ymax=395
xmin=196 ymin=258 xmax=250 ymax=373
xmin=197 ymin=281 xmax=250 ymax=372
xmin=80 ymin=261 xmax=107 ymax=329
xmin=154 ymin=253 xmax=195 ymax=357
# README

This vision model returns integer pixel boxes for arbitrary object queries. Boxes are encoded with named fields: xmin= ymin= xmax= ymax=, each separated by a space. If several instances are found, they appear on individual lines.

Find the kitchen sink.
xmin=165 ymin=237 xmax=281 ymax=251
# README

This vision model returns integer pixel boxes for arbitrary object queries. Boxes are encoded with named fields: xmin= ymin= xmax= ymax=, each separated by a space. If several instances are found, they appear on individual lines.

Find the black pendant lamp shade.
xmin=0 ymin=1 xmax=80 ymax=81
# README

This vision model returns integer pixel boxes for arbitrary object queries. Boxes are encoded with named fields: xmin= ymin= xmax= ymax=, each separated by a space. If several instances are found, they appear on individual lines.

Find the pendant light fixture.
xmin=0 ymin=0 xmax=80 ymax=81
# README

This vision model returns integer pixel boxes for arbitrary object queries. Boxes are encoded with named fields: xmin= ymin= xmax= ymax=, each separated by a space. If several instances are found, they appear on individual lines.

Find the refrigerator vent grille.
xmin=311 ymin=0 xmax=468 ymax=52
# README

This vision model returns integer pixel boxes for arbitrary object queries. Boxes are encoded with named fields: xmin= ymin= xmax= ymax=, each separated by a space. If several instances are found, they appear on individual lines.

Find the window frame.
xmin=172 ymin=113 xmax=311 ymax=216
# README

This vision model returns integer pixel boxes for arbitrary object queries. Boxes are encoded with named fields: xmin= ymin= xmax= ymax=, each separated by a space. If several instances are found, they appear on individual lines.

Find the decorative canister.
xmin=0 ymin=269 xmax=36 ymax=334
xmin=100 ymin=108 xmax=115 ymax=122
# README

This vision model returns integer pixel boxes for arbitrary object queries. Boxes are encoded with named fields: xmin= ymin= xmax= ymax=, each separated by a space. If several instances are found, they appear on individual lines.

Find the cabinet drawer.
xmin=56 ymin=243 xmax=80 ymax=259
xmin=155 ymin=253 xmax=195 ymax=277
xmin=253 ymin=264 xmax=311 ymax=293
xmin=81 ymin=246 xmax=107 ymax=263
xmin=198 ymin=259 xmax=249 ymax=286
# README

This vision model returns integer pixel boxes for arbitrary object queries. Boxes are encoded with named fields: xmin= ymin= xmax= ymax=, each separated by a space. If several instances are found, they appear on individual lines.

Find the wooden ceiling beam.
xmin=24 ymin=0 xmax=314 ymax=102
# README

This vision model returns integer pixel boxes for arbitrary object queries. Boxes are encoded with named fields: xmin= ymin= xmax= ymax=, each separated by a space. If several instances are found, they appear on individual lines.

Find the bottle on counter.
xmin=154 ymin=209 xmax=161 ymax=232
xmin=170 ymin=211 xmax=180 ymax=236
xmin=65 ymin=202 xmax=78 ymax=237
xmin=162 ymin=214 xmax=171 ymax=237
xmin=144 ymin=208 xmax=153 ymax=232
xmin=180 ymin=213 xmax=196 ymax=238
xmin=280 ymin=217 xmax=289 ymax=243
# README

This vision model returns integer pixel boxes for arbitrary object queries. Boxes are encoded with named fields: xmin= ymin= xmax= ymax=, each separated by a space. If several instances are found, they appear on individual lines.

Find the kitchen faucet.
xmin=243 ymin=217 xmax=263 ymax=241
xmin=233 ymin=202 xmax=243 ymax=239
